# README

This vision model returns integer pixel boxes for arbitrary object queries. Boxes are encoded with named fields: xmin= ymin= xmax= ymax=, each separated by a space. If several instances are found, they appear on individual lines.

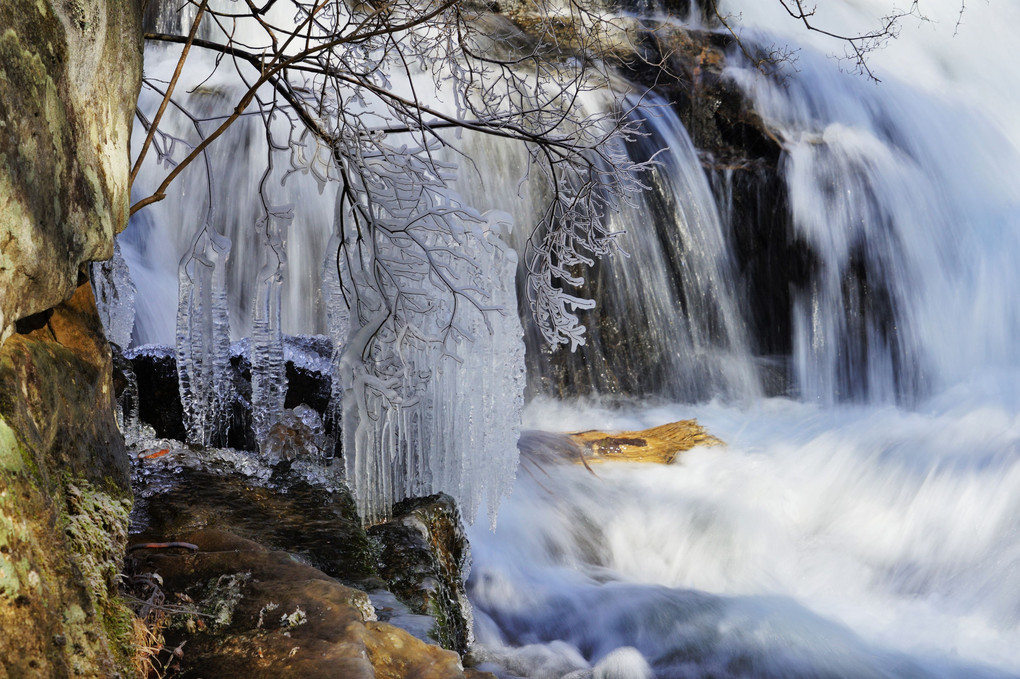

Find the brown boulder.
xmin=0 ymin=0 xmax=142 ymax=342
xmin=0 ymin=281 xmax=135 ymax=678
xmin=127 ymin=528 xmax=480 ymax=679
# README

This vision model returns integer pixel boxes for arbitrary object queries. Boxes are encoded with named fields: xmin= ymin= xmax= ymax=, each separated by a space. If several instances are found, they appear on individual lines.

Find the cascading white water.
xmin=463 ymin=2 xmax=1020 ymax=677
xmin=720 ymin=0 xmax=1020 ymax=400
xmin=468 ymin=395 xmax=1020 ymax=678
xmin=454 ymin=91 xmax=759 ymax=401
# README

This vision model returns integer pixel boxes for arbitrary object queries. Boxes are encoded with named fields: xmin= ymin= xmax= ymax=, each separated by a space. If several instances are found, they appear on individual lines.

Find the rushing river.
xmin=463 ymin=1 xmax=1020 ymax=677
xmin=467 ymin=391 xmax=1020 ymax=678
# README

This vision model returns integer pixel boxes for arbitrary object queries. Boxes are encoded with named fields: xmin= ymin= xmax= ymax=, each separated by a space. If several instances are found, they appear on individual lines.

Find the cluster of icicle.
xmin=137 ymin=183 xmax=524 ymax=526
xmin=92 ymin=242 xmax=144 ymax=440
xmin=324 ymin=188 xmax=525 ymax=526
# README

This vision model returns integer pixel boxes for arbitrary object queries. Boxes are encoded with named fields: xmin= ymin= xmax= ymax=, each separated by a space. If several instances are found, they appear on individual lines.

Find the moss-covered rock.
xmin=127 ymin=528 xmax=479 ymax=679
xmin=368 ymin=494 xmax=475 ymax=654
xmin=1 ymin=2 xmax=149 ymax=671
xmin=0 ymin=281 xmax=136 ymax=678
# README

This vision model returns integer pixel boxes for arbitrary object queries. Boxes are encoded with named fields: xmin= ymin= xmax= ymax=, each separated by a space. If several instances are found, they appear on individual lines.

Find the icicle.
xmin=251 ymin=212 xmax=291 ymax=451
xmin=118 ymin=360 xmax=144 ymax=443
xmin=91 ymin=239 xmax=137 ymax=349
xmin=330 ymin=175 xmax=524 ymax=525
xmin=176 ymin=226 xmax=233 ymax=446
xmin=322 ymin=231 xmax=351 ymax=462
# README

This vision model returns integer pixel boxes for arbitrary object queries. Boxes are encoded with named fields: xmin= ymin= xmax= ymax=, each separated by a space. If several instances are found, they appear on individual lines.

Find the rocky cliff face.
xmin=0 ymin=0 xmax=141 ymax=343
xmin=0 ymin=0 xmax=142 ymax=676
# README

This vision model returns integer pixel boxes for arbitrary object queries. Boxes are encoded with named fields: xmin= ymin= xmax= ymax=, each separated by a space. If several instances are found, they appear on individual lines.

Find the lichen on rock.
xmin=66 ymin=482 xmax=133 ymax=605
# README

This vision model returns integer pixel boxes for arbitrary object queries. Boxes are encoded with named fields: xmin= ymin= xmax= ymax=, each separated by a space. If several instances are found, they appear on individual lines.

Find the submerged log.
xmin=568 ymin=420 xmax=723 ymax=465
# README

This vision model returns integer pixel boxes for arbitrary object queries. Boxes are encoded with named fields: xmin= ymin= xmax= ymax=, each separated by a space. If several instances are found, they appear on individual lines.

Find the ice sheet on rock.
xmin=126 ymin=343 xmax=176 ymax=361
xmin=92 ymin=239 xmax=137 ymax=349
xmin=261 ymin=405 xmax=327 ymax=466
xmin=283 ymin=335 xmax=333 ymax=375
xmin=368 ymin=590 xmax=438 ymax=644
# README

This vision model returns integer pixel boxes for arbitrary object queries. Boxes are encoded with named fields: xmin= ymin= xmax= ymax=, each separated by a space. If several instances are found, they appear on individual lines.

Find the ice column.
xmin=251 ymin=214 xmax=290 ymax=449
xmin=91 ymin=240 xmax=137 ymax=349
xmin=322 ymin=232 xmax=350 ymax=461
xmin=176 ymin=226 xmax=233 ymax=446
xmin=92 ymin=240 xmax=144 ymax=439
xmin=329 ymin=197 xmax=524 ymax=525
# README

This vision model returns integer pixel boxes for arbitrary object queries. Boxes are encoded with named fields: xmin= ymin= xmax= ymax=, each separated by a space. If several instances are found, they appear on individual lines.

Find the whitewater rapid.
xmin=466 ymin=389 xmax=1020 ymax=678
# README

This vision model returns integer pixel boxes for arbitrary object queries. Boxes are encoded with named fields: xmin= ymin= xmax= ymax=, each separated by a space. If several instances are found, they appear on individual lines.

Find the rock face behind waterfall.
xmin=638 ymin=26 xmax=817 ymax=389
xmin=0 ymin=0 xmax=142 ymax=675
xmin=525 ymin=23 xmax=813 ymax=400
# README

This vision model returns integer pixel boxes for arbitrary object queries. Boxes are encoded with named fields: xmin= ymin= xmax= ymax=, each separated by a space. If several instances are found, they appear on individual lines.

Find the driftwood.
xmin=567 ymin=420 xmax=723 ymax=465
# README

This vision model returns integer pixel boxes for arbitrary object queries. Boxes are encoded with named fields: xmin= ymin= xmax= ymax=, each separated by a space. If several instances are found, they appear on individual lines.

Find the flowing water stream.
xmin=109 ymin=0 xmax=1020 ymax=675
xmin=463 ymin=1 xmax=1020 ymax=676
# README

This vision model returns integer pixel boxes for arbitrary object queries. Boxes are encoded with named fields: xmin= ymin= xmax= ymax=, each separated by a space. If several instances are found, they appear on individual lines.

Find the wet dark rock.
xmin=282 ymin=335 xmax=333 ymax=415
xmin=126 ymin=345 xmax=187 ymax=442
xmin=126 ymin=528 xmax=476 ymax=679
xmin=130 ymin=447 xmax=376 ymax=585
xmin=368 ymin=494 xmax=475 ymax=654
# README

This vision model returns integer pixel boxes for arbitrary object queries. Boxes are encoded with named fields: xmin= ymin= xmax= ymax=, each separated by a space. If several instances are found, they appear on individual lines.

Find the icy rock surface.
xmin=283 ymin=335 xmax=333 ymax=375
xmin=261 ymin=405 xmax=327 ymax=466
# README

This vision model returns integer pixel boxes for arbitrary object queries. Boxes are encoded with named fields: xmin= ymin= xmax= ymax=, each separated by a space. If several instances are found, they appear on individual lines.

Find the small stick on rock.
xmin=128 ymin=542 xmax=200 ymax=552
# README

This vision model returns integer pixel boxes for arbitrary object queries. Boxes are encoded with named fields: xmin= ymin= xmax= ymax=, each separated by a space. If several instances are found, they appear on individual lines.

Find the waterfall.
xmin=453 ymin=91 xmax=760 ymax=402
xmin=461 ymin=4 xmax=1020 ymax=678
xmin=721 ymin=0 xmax=1020 ymax=404
xmin=94 ymin=0 xmax=1020 ymax=674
